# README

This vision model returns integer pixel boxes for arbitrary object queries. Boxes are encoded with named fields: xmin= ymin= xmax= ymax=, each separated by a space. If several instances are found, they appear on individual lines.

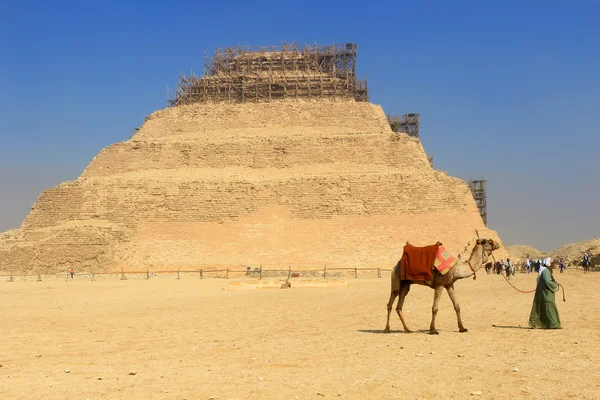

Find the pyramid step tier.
xmin=83 ymin=134 xmax=429 ymax=177
xmin=24 ymin=169 xmax=476 ymax=231
xmin=133 ymin=101 xmax=391 ymax=141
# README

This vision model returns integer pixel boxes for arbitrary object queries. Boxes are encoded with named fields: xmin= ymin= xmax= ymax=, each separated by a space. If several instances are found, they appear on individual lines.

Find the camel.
xmin=384 ymin=238 xmax=500 ymax=334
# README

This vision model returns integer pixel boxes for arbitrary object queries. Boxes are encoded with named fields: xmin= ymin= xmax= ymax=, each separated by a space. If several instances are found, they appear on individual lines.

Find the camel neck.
xmin=454 ymin=244 xmax=483 ymax=279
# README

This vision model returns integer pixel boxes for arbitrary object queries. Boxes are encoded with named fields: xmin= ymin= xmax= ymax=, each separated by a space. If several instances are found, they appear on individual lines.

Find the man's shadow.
xmin=492 ymin=325 xmax=531 ymax=330
xmin=360 ymin=325 xmax=533 ymax=333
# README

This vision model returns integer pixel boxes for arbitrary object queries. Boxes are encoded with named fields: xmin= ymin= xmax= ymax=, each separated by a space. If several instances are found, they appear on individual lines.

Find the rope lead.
xmin=500 ymin=268 xmax=566 ymax=302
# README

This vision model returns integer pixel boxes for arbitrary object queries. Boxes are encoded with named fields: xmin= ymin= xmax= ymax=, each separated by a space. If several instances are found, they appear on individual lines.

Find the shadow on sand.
xmin=358 ymin=329 xmax=439 ymax=335
xmin=491 ymin=325 xmax=532 ymax=330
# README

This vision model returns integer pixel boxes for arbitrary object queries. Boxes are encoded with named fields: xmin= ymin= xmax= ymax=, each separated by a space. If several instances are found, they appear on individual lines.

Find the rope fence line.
xmin=3 ymin=264 xmax=594 ymax=285
xmin=0 ymin=265 xmax=386 ymax=282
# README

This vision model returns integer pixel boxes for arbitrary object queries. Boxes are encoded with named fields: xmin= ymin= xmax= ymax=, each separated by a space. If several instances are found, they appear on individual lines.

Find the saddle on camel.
xmin=397 ymin=242 xmax=458 ymax=281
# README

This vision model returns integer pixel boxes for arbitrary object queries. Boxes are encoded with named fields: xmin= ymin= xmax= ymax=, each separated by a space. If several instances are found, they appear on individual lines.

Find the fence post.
xmin=378 ymin=268 xmax=381 ymax=278
xmin=120 ymin=268 xmax=127 ymax=280
xmin=200 ymin=269 xmax=203 ymax=279
xmin=37 ymin=274 xmax=42 ymax=282
xmin=91 ymin=273 xmax=96 ymax=281
xmin=177 ymin=268 xmax=180 ymax=280
xmin=146 ymin=269 xmax=150 ymax=280
xmin=8 ymin=273 xmax=14 ymax=282
xmin=226 ymin=268 xmax=229 ymax=279
xmin=259 ymin=265 xmax=262 ymax=280
xmin=354 ymin=267 xmax=357 ymax=278
xmin=324 ymin=265 xmax=326 ymax=279
xmin=288 ymin=266 xmax=291 ymax=279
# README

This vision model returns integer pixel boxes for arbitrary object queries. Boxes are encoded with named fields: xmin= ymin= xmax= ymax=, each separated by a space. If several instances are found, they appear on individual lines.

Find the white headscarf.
xmin=543 ymin=257 xmax=552 ymax=267
xmin=537 ymin=257 xmax=552 ymax=283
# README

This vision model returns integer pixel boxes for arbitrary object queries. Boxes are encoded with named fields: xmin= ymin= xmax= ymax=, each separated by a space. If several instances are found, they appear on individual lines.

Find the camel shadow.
xmin=358 ymin=329 xmax=440 ymax=335
xmin=491 ymin=325 xmax=531 ymax=330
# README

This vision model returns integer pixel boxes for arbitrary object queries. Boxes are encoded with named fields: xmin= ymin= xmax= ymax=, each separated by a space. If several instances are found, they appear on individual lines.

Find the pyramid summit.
xmin=169 ymin=43 xmax=368 ymax=105
xmin=0 ymin=44 xmax=502 ymax=274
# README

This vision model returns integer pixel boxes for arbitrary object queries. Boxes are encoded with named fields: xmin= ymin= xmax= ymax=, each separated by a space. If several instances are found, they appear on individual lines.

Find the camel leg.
xmin=396 ymin=283 xmax=412 ymax=333
xmin=429 ymin=286 xmax=443 ymax=334
xmin=384 ymin=290 xmax=398 ymax=333
xmin=446 ymin=283 xmax=468 ymax=332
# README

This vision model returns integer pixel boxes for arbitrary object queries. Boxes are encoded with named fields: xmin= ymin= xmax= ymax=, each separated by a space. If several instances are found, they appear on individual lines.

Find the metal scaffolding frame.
xmin=388 ymin=113 xmax=420 ymax=138
xmin=168 ymin=43 xmax=368 ymax=106
xmin=468 ymin=177 xmax=487 ymax=225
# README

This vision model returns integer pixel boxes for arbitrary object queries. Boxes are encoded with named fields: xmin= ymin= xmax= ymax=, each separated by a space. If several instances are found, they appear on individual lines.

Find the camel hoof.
xmin=404 ymin=329 xmax=413 ymax=334
xmin=383 ymin=327 xmax=390 ymax=334
xmin=428 ymin=330 xmax=439 ymax=335
xmin=459 ymin=328 xmax=468 ymax=333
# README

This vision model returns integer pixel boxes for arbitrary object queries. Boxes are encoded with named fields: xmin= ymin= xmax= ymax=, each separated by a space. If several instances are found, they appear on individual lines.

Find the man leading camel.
xmin=529 ymin=257 xmax=561 ymax=329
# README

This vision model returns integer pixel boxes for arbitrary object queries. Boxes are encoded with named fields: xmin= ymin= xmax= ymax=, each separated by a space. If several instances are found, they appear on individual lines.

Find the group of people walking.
xmin=524 ymin=258 xmax=568 ymax=273
xmin=486 ymin=258 xmax=515 ymax=276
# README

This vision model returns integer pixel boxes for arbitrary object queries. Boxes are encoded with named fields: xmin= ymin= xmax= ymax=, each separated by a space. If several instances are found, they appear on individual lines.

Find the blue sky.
xmin=1 ymin=0 xmax=598 ymax=251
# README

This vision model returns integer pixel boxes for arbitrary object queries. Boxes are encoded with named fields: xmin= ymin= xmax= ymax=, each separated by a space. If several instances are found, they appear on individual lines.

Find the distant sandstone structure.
xmin=506 ymin=239 xmax=599 ymax=268
xmin=0 ymin=43 xmax=502 ymax=274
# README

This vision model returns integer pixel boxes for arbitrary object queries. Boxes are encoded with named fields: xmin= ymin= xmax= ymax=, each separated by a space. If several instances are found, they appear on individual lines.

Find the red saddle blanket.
xmin=400 ymin=242 xmax=442 ymax=281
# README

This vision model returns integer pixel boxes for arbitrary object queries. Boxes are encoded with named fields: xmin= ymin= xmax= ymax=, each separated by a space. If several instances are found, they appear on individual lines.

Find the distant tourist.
xmin=497 ymin=258 xmax=505 ymax=275
xmin=529 ymin=257 xmax=561 ymax=329
xmin=69 ymin=268 xmax=75 ymax=279
xmin=559 ymin=260 xmax=566 ymax=273
xmin=506 ymin=258 xmax=514 ymax=277
xmin=525 ymin=259 xmax=531 ymax=274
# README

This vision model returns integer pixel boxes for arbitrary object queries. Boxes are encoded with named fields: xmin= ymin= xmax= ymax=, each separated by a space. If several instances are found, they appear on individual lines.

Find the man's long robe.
xmin=529 ymin=268 xmax=561 ymax=329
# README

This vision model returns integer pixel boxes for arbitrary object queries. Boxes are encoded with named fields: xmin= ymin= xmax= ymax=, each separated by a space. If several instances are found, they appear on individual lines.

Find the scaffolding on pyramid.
xmin=468 ymin=177 xmax=487 ymax=225
xmin=388 ymin=113 xmax=420 ymax=138
xmin=168 ymin=43 xmax=368 ymax=106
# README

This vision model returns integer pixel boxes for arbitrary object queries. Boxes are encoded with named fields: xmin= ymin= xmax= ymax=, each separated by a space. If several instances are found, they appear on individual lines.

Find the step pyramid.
xmin=0 ymin=101 xmax=502 ymax=274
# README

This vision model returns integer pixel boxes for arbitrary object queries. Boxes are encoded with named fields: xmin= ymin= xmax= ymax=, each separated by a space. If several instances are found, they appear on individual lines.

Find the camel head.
xmin=476 ymin=238 xmax=500 ymax=264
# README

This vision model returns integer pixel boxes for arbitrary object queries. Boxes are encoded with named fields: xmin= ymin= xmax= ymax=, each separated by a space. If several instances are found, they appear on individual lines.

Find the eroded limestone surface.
xmin=0 ymin=101 xmax=502 ymax=274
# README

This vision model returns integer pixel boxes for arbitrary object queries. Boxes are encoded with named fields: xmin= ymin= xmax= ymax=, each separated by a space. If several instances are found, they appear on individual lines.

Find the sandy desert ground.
xmin=1 ymin=271 xmax=599 ymax=400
